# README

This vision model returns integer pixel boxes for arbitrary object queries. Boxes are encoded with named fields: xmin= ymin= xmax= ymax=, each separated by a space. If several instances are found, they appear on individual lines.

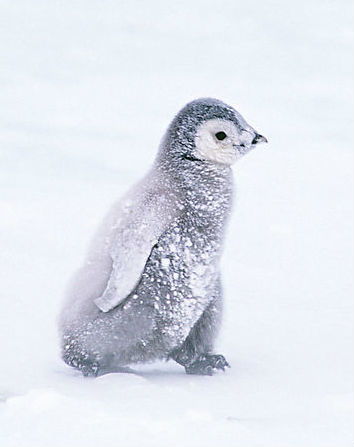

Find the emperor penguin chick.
xmin=59 ymin=98 xmax=267 ymax=376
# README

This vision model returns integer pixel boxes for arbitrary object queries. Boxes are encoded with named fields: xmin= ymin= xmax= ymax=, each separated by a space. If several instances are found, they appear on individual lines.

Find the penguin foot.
xmin=81 ymin=362 xmax=100 ymax=377
xmin=65 ymin=355 xmax=100 ymax=377
xmin=185 ymin=354 xmax=230 ymax=376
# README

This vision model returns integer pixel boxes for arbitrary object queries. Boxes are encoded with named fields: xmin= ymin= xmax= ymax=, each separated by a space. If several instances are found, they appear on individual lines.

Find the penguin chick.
xmin=59 ymin=98 xmax=267 ymax=376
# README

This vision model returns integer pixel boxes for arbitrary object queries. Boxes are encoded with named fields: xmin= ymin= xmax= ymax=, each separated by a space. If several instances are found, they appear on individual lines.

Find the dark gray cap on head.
xmin=159 ymin=98 xmax=251 ymax=159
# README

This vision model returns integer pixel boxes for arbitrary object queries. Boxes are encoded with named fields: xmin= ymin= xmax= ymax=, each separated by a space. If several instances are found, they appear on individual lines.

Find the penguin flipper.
xmin=94 ymin=190 xmax=178 ymax=312
xmin=93 ymin=234 xmax=158 ymax=312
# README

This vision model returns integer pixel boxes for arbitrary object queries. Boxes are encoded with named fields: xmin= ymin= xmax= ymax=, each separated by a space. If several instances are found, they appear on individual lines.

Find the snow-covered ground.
xmin=0 ymin=1 xmax=353 ymax=446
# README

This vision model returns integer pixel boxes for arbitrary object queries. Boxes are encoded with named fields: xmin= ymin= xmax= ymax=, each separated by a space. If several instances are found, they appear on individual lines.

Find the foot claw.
xmin=185 ymin=354 xmax=230 ymax=376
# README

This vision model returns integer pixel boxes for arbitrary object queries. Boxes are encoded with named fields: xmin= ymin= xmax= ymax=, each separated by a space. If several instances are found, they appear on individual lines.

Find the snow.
xmin=0 ymin=0 xmax=353 ymax=446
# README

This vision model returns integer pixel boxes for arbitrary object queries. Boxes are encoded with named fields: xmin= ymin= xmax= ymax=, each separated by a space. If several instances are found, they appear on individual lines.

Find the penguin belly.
xmin=98 ymin=215 xmax=220 ymax=364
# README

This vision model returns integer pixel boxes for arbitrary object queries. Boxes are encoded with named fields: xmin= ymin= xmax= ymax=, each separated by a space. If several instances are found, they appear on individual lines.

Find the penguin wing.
xmin=94 ymin=189 xmax=178 ymax=312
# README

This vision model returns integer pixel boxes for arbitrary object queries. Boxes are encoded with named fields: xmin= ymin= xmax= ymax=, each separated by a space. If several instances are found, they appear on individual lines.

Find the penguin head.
xmin=165 ymin=98 xmax=267 ymax=166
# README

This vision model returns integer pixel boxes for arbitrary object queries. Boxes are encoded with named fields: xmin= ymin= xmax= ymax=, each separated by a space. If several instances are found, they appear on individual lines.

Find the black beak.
xmin=252 ymin=134 xmax=268 ymax=145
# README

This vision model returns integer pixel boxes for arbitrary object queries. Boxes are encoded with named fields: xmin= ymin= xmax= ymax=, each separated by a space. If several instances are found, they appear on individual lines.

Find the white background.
xmin=0 ymin=1 xmax=353 ymax=446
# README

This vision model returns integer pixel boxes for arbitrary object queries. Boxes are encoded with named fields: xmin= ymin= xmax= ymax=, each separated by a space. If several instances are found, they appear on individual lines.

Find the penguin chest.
xmin=143 ymin=217 xmax=221 ymax=311
xmin=163 ymin=226 xmax=218 ymax=293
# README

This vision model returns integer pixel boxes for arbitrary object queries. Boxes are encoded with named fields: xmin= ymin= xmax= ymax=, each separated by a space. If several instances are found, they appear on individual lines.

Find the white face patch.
xmin=194 ymin=118 xmax=255 ymax=165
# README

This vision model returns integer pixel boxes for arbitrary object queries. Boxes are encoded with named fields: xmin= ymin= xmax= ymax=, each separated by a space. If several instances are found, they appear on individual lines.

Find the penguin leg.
xmin=62 ymin=338 xmax=101 ymax=377
xmin=61 ymin=331 xmax=116 ymax=377
xmin=169 ymin=282 xmax=230 ymax=375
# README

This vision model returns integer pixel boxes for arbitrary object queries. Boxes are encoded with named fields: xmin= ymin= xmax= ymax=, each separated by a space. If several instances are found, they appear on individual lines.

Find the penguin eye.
xmin=215 ymin=131 xmax=227 ymax=141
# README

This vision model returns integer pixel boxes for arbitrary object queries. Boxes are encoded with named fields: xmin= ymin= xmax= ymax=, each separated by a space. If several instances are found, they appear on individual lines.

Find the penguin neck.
xmin=155 ymin=155 xmax=233 ymax=209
